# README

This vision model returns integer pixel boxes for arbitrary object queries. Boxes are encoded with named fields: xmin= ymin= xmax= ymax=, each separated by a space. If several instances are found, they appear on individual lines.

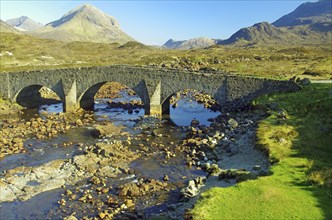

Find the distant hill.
xmin=163 ymin=37 xmax=216 ymax=49
xmin=30 ymin=4 xmax=135 ymax=44
xmin=0 ymin=19 xmax=21 ymax=34
xmin=273 ymin=0 xmax=332 ymax=27
xmin=219 ymin=0 xmax=332 ymax=45
xmin=6 ymin=16 xmax=43 ymax=31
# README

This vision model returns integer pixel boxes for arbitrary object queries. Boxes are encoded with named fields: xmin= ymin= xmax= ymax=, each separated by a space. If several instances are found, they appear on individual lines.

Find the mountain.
xmin=30 ymin=4 xmax=134 ymax=44
xmin=0 ymin=19 xmax=21 ymax=34
xmin=273 ymin=0 xmax=332 ymax=27
xmin=219 ymin=22 xmax=292 ymax=45
xmin=6 ymin=16 xmax=43 ymax=31
xmin=163 ymin=37 xmax=216 ymax=49
xmin=219 ymin=0 xmax=332 ymax=45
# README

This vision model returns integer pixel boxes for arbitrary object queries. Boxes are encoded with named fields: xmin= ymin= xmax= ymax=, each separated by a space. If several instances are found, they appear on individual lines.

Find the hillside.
xmin=0 ymin=20 xmax=21 ymax=34
xmin=273 ymin=0 xmax=332 ymax=27
xmin=30 ymin=4 xmax=135 ymax=44
xmin=1 ymin=32 xmax=331 ymax=80
xmin=219 ymin=21 xmax=332 ymax=45
xmin=163 ymin=37 xmax=216 ymax=50
xmin=6 ymin=16 xmax=43 ymax=31
xmin=219 ymin=22 xmax=293 ymax=45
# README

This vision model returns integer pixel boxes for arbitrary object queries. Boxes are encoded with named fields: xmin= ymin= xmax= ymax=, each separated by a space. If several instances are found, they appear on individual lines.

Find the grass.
xmin=1 ymin=32 xmax=331 ymax=80
xmin=191 ymin=83 xmax=332 ymax=219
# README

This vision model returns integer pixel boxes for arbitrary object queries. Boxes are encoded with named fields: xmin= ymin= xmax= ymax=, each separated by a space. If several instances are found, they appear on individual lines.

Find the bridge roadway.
xmin=0 ymin=65 xmax=301 ymax=116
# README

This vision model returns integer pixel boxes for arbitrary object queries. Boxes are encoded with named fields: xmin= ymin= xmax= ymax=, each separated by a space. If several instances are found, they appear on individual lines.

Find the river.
xmin=1 ymin=91 xmax=233 ymax=219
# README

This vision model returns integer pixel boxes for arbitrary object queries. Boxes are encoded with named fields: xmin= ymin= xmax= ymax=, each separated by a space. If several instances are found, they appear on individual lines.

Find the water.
xmin=37 ymin=95 xmax=219 ymax=127
xmin=169 ymin=98 xmax=220 ymax=126
xmin=0 ymin=127 xmax=93 ymax=173
xmin=94 ymin=98 xmax=144 ymax=127
xmin=0 ymin=91 xmax=221 ymax=219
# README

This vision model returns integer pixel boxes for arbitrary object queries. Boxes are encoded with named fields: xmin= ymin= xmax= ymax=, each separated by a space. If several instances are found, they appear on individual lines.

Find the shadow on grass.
xmin=278 ymin=84 xmax=332 ymax=219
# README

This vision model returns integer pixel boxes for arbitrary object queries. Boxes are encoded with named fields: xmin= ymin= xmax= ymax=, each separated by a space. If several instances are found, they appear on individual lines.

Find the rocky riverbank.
xmin=0 ymin=94 xmax=270 ymax=219
xmin=0 ymin=109 xmax=95 ymax=158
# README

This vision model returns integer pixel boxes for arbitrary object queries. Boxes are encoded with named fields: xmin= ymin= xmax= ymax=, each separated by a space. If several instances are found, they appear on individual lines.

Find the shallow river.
xmin=0 ymin=94 xmax=220 ymax=219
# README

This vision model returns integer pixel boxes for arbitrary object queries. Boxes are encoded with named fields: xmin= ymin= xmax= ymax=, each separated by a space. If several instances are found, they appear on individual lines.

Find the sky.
xmin=1 ymin=0 xmax=315 ymax=45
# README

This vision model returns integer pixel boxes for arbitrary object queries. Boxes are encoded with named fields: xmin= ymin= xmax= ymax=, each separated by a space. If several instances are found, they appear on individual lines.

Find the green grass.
xmin=191 ymin=84 xmax=332 ymax=219
xmin=1 ymin=32 xmax=331 ymax=80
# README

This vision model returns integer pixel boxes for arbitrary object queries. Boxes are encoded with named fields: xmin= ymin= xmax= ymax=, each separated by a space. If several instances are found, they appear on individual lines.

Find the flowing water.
xmin=0 ymin=92 xmax=221 ymax=219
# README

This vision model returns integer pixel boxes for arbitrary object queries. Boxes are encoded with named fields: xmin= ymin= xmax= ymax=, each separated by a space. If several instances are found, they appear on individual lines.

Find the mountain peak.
xmin=273 ymin=0 xmax=332 ymax=27
xmin=70 ymin=4 xmax=101 ymax=14
xmin=48 ymin=3 xmax=120 ymax=29
xmin=32 ymin=4 xmax=134 ymax=44
xmin=5 ymin=16 xmax=43 ymax=31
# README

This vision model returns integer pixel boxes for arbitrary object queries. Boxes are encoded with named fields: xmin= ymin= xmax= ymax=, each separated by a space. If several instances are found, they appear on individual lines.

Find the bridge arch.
xmin=13 ymin=84 xmax=63 ymax=108
xmin=78 ymin=81 xmax=149 ymax=111
xmin=161 ymin=88 xmax=221 ymax=115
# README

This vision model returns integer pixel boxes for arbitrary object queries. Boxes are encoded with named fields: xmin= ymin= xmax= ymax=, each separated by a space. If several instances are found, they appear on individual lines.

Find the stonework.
xmin=0 ymin=65 xmax=301 ymax=116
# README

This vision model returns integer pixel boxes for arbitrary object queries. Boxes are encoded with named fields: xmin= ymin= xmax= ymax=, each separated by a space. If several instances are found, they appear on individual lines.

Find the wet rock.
xmin=98 ymin=212 xmax=107 ymax=219
xmin=180 ymin=180 xmax=198 ymax=200
xmin=125 ymin=199 xmax=135 ymax=208
xmin=180 ymin=176 xmax=206 ymax=201
xmin=206 ymin=163 xmax=221 ymax=176
xmin=119 ymin=183 xmax=140 ymax=197
xmin=219 ymin=169 xmax=257 ymax=182
xmin=88 ymin=176 xmax=101 ymax=185
xmin=228 ymin=118 xmax=238 ymax=129
xmin=163 ymin=175 xmax=169 ymax=181
xmin=75 ymin=119 xmax=83 ymax=126
xmin=63 ymin=215 xmax=78 ymax=220
xmin=190 ymin=119 xmax=200 ymax=126
xmin=168 ymin=204 xmax=178 ymax=211
xmin=58 ymin=198 xmax=66 ymax=206
xmin=207 ymin=118 xmax=215 ymax=122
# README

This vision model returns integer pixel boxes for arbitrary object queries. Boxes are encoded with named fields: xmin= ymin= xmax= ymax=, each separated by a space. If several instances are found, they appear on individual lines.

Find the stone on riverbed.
xmin=180 ymin=176 xmax=206 ymax=201
xmin=219 ymin=169 xmax=257 ymax=182
xmin=91 ymin=123 xmax=122 ymax=138
xmin=190 ymin=119 xmax=200 ymax=126
xmin=228 ymin=118 xmax=238 ymax=129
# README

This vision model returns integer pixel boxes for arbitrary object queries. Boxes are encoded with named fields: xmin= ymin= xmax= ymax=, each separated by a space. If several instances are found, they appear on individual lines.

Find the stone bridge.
xmin=0 ymin=65 xmax=300 ymax=116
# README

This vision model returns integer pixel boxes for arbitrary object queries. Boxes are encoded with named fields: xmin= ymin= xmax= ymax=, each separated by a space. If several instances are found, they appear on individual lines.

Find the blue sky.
xmin=1 ymin=0 xmax=313 ymax=45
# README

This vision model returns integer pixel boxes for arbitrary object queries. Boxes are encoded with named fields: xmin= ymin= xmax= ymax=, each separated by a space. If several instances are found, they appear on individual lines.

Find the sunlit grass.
xmin=191 ymin=84 xmax=332 ymax=219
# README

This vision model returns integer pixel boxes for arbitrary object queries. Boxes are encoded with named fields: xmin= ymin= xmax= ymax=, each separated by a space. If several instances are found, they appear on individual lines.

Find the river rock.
xmin=190 ymin=119 xmax=200 ymax=126
xmin=219 ymin=169 xmax=256 ymax=182
xmin=63 ymin=215 xmax=78 ymax=220
xmin=125 ymin=199 xmax=135 ymax=207
xmin=180 ymin=180 xmax=198 ymax=200
xmin=75 ymin=119 xmax=83 ymax=126
xmin=228 ymin=118 xmax=238 ymax=128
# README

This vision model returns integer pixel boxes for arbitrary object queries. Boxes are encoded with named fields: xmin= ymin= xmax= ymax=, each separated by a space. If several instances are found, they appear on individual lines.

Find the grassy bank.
xmin=191 ymin=83 xmax=332 ymax=219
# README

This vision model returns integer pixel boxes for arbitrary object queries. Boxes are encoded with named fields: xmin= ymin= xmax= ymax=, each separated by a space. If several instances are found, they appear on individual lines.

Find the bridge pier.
xmin=63 ymin=80 xmax=79 ymax=112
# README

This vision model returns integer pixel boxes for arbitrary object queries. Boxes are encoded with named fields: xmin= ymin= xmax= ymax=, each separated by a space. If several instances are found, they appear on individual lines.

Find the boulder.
xmin=190 ymin=119 xmax=200 ymax=126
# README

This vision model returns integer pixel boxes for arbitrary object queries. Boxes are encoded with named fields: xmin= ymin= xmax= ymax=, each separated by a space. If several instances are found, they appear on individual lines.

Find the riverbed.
xmin=0 ymin=92 xmax=269 ymax=219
